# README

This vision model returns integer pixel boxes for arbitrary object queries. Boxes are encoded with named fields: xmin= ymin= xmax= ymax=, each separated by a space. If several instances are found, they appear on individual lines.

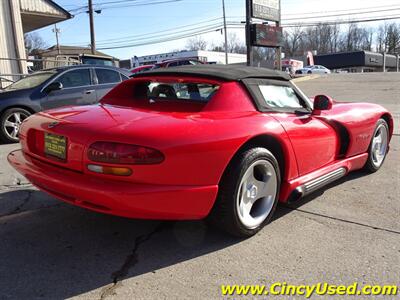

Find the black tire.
xmin=0 ymin=108 xmax=31 ymax=144
xmin=363 ymin=119 xmax=389 ymax=173
xmin=307 ymin=70 xmax=312 ymax=74
xmin=208 ymin=147 xmax=281 ymax=238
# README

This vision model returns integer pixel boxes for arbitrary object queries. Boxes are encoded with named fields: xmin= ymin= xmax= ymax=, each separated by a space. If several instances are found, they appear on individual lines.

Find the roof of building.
xmin=20 ymin=0 xmax=72 ymax=32
xmin=37 ymin=45 xmax=118 ymax=59
xmin=133 ymin=64 xmax=291 ymax=81
xmin=314 ymin=50 xmax=399 ymax=69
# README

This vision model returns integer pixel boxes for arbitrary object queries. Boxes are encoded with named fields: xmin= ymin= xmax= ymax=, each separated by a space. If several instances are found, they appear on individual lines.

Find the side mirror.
xmin=313 ymin=95 xmax=333 ymax=113
xmin=44 ymin=81 xmax=63 ymax=93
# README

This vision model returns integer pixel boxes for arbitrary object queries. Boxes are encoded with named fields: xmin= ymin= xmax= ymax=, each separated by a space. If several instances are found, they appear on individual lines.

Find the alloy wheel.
xmin=236 ymin=159 xmax=278 ymax=229
xmin=371 ymin=123 xmax=388 ymax=168
xmin=3 ymin=111 xmax=29 ymax=140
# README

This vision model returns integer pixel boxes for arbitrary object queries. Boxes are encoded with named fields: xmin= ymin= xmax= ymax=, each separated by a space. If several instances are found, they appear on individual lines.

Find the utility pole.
xmin=88 ymin=0 xmax=96 ymax=54
xmin=382 ymin=52 xmax=386 ymax=72
xmin=52 ymin=24 xmax=61 ymax=55
xmin=222 ymin=0 xmax=228 ymax=64
xmin=276 ymin=0 xmax=282 ymax=71
xmin=245 ymin=0 xmax=253 ymax=66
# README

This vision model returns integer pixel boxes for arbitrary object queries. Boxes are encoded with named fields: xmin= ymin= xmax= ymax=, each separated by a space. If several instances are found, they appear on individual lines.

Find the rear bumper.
xmin=8 ymin=150 xmax=218 ymax=220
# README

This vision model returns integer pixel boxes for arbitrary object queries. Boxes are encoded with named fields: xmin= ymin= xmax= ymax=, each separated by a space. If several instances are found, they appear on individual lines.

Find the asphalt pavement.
xmin=0 ymin=73 xmax=399 ymax=299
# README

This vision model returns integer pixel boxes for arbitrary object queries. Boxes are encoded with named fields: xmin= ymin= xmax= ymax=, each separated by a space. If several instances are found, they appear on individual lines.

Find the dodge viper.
xmin=8 ymin=65 xmax=393 ymax=237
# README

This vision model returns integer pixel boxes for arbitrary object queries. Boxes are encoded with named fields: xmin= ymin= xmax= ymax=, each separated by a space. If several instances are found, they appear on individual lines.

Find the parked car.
xmin=130 ymin=65 xmax=154 ymax=74
xmin=152 ymin=59 xmax=204 ymax=69
xmin=8 ymin=65 xmax=392 ymax=237
xmin=0 ymin=65 xmax=130 ymax=143
xmin=296 ymin=65 xmax=331 ymax=75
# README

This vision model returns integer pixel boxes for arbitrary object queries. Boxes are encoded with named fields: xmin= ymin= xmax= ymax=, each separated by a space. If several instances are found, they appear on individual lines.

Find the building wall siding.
xmin=20 ymin=0 xmax=64 ymax=16
xmin=0 ymin=0 xmax=27 ymax=88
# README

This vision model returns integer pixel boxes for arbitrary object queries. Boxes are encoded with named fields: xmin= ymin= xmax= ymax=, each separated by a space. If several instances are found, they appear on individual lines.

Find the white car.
xmin=296 ymin=65 xmax=331 ymax=75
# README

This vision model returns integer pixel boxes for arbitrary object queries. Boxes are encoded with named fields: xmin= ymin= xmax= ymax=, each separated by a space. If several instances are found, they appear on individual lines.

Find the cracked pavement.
xmin=0 ymin=73 xmax=399 ymax=299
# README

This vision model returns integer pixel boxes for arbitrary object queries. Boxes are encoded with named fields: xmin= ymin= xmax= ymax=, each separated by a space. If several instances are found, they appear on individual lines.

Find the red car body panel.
xmin=153 ymin=59 xmax=204 ymax=69
xmin=8 ymin=72 xmax=393 ymax=220
xmin=130 ymin=65 xmax=154 ymax=74
xmin=8 ymin=150 xmax=217 ymax=219
xmin=270 ymin=113 xmax=339 ymax=175
xmin=317 ymin=101 xmax=393 ymax=157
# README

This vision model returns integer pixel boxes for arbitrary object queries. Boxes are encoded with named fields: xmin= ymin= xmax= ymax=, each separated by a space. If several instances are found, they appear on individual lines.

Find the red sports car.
xmin=8 ymin=65 xmax=393 ymax=237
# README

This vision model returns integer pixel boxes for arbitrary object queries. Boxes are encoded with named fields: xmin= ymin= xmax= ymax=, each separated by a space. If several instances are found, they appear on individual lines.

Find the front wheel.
xmin=0 ymin=108 xmax=31 ymax=143
xmin=209 ymin=148 xmax=280 ymax=237
xmin=363 ymin=119 xmax=389 ymax=173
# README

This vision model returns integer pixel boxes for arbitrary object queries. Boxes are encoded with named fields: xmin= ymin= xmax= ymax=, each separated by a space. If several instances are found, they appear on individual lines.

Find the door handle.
xmin=85 ymin=89 xmax=95 ymax=94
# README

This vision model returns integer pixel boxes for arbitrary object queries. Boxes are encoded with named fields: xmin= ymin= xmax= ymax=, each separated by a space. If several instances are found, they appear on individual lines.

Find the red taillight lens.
xmin=87 ymin=142 xmax=164 ymax=165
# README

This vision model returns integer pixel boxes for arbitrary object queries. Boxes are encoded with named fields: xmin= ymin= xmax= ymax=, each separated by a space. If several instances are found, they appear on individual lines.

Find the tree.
xmin=210 ymin=32 xmax=246 ymax=54
xmin=386 ymin=23 xmax=400 ymax=53
xmin=329 ymin=23 xmax=340 ymax=53
xmin=185 ymin=36 xmax=208 ymax=51
xmin=253 ymin=47 xmax=276 ymax=68
xmin=24 ymin=32 xmax=48 ymax=55
xmin=284 ymin=25 xmax=303 ymax=57
xmin=281 ymin=22 xmax=400 ymax=58
xmin=339 ymin=24 xmax=372 ymax=52
xmin=318 ymin=24 xmax=333 ymax=54
xmin=376 ymin=23 xmax=389 ymax=52
xmin=226 ymin=32 xmax=246 ymax=54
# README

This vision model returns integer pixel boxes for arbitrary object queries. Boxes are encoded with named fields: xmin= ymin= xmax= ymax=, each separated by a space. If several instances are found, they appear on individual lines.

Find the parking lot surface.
xmin=0 ymin=73 xmax=399 ymax=299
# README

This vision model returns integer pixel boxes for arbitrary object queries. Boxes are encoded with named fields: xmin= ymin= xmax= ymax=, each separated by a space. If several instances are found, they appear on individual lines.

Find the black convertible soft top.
xmin=132 ymin=64 xmax=291 ymax=81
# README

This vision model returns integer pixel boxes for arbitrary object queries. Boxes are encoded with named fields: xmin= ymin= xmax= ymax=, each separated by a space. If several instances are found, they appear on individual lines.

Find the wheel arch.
xmin=0 ymin=105 xmax=37 ymax=117
xmin=380 ymin=113 xmax=393 ymax=139
xmin=219 ymin=134 xmax=290 ymax=186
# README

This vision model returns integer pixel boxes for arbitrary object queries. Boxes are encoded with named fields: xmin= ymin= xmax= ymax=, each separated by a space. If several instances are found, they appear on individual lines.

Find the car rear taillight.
xmin=87 ymin=142 xmax=164 ymax=165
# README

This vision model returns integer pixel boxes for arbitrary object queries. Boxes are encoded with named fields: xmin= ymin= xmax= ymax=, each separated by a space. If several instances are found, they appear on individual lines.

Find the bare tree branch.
xmin=185 ymin=36 xmax=208 ymax=51
xmin=24 ymin=33 xmax=48 ymax=55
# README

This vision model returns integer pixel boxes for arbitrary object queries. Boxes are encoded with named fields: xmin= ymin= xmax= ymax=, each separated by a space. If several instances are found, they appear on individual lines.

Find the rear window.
xmin=141 ymin=82 xmax=219 ymax=102
xmin=101 ymin=80 xmax=220 ymax=112
xmin=96 ymin=68 xmax=121 ymax=84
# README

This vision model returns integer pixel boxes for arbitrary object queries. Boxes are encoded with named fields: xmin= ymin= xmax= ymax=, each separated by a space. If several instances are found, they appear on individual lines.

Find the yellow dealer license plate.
xmin=44 ymin=133 xmax=67 ymax=160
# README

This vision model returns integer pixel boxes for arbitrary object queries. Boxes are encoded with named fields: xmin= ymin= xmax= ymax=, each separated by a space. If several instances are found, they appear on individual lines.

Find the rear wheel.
xmin=0 ymin=108 xmax=31 ymax=143
xmin=364 ymin=119 xmax=389 ymax=172
xmin=209 ymin=148 xmax=280 ymax=237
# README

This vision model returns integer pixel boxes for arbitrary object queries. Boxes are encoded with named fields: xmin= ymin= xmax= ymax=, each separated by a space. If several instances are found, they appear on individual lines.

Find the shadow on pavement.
xmin=0 ymin=189 xmax=240 ymax=299
xmin=283 ymin=170 xmax=369 ymax=210
xmin=0 ymin=169 xmax=370 ymax=299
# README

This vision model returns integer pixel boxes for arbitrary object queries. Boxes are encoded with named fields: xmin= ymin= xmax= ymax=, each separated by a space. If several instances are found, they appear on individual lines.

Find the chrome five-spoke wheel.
xmin=364 ymin=119 xmax=389 ymax=173
xmin=236 ymin=159 xmax=278 ymax=229
xmin=370 ymin=123 xmax=388 ymax=168
xmin=4 ymin=112 xmax=28 ymax=139
xmin=209 ymin=147 xmax=280 ymax=237
xmin=1 ymin=108 xmax=31 ymax=143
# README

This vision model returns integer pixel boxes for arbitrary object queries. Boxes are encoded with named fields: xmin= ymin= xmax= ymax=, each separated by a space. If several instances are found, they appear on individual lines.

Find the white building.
xmin=134 ymin=50 xmax=247 ymax=66
xmin=0 ymin=0 xmax=71 ymax=88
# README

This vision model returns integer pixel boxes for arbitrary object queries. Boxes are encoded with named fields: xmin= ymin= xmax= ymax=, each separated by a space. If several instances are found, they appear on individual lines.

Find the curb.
xmin=291 ymin=74 xmax=320 ymax=83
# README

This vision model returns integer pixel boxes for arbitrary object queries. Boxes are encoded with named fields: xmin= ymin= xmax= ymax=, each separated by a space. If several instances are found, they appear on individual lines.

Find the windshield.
xmin=5 ymin=71 xmax=56 ymax=91
xmin=82 ymin=57 xmax=114 ymax=66
xmin=290 ymin=81 xmax=313 ymax=108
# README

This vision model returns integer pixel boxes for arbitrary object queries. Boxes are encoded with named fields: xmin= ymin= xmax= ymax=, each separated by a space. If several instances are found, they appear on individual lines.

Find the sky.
xmin=33 ymin=0 xmax=400 ymax=59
